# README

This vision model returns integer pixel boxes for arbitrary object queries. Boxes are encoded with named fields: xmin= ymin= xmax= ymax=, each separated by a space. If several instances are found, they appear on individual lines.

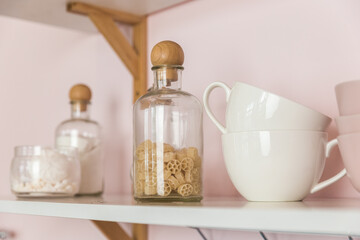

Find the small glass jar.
xmin=10 ymin=146 xmax=80 ymax=197
xmin=133 ymin=41 xmax=203 ymax=202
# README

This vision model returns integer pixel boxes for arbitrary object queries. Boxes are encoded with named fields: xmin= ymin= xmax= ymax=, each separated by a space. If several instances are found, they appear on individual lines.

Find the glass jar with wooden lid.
xmin=55 ymin=84 xmax=103 ymax=195
xmin=133 ymin=41 xmax=203 ymax=202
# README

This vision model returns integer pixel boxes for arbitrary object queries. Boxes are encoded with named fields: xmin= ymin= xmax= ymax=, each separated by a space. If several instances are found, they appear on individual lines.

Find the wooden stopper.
xmin=69 ymin=84 xmax=92 ymax=111
xmin=151 ymin=41 xmax=184 ymax=66
xmin=151 ymin=41 xmax=184 ymax=82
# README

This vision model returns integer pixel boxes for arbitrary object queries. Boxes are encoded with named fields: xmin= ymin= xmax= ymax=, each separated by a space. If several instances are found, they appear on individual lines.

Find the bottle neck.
xmin=71 ymin=101 xmax=90 ymax=119
xmin=152 ymin=66 xmax=183 ymax=90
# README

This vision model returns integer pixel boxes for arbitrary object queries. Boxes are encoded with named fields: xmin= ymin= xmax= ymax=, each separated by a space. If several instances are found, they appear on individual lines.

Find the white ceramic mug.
xmin=203 ymin=82 xmax=332 ymax=133
xmin=335 ymin=80 xmax=360 ymax=116
xmin=336 ymin=132 xmax=360 ymax=193
xmin=335 ymin=114 xmax=360 ymax=135
xmin=221 ymin=131 xmax=346 ymax=201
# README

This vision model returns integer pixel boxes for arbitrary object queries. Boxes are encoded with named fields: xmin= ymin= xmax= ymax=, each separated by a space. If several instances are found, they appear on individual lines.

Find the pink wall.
xmin=0 ymin=14 xmax=133 ymax=239
xmin=1 ymin=0 xmax=360 ymax=239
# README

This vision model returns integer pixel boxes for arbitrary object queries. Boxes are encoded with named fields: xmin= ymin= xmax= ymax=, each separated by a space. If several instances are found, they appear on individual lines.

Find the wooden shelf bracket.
xmin=91 ymin=221 xmax=148 ymax=240
xmin=68 ymin=2 xmax=148 ymax=240
xmin=68 ymin=2 xmax=148 ymax=102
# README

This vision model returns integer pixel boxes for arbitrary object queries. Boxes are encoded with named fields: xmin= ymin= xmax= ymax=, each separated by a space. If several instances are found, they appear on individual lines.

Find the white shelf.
xmin=0 ymin=195 xmax=359 ymax=236
xmin=0 ymin=0 xmax=190 ymax=32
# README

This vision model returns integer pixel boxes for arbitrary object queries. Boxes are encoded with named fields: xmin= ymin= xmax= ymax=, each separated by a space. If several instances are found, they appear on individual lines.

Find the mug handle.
xmin=203 ymin=82 xmax=231 ymax=134
xmin=310 ymin=139 xmax=347 ymax=193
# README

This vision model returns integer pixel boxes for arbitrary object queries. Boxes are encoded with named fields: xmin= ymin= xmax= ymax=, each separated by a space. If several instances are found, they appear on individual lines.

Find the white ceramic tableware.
xmin=203 ymin=82 xmax=332 ymax=133
xmin=221 ymin=131 xmax=346 ymax=201
xmin=336 ymin=132 xmax=360 ymax=192
xmin=335 ymin=114 xmax=360 ymax=135
xmin=335 ymin=80 xmax=360 ymax=116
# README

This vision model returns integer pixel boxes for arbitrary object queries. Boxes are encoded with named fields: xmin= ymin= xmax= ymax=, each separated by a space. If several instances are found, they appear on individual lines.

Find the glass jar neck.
xmin=71 ymin=101 xmax=90 ymax=119
xmin=152 ymin=66 xmax=183 ymax=90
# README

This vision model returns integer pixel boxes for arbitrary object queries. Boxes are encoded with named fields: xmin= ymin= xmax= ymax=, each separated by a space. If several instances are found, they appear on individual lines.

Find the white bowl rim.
xmin=234 ymin=82 xmax=331 ymax=120
xmin=222 ymin=130 xmax=328 ymax=136
xmin=335 ymin=79 xmax=360 ymax=91
xmin=335 ymin=113 xmax=360 ymax=121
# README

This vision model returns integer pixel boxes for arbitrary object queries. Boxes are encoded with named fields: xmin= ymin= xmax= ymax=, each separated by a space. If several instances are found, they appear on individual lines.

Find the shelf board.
xmin=0 ymin=195 xmax=360 ymax=236
xmin=0 ymin=0 xmax=190 ymax=32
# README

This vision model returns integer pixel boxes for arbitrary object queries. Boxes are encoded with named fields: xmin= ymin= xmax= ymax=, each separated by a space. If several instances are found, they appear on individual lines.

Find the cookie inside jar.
xmin=134 ymin=140 xmax=202 ymax=202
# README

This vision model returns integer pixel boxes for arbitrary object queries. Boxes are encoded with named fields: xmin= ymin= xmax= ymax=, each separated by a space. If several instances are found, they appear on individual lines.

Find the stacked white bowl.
xmin=334 ymin=80 xmax=360 ymax=192
xmin=203 ymin=82 xmax=346 ymax=201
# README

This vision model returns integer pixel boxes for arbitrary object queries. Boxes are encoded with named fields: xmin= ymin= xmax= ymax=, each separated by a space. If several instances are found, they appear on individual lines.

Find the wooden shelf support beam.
xmin=132 ymin=224 xmax=148 ymax=240
xmin=68 ymin=2 xmax=148 ymax=240
xmin=68 ymin=2 xmax=142 ymax=25
xmin=92 ymin=221 xmax=148 ymax=240
xmin=132 ymin=17 xmax=148 ymax=102
xmin=88 ymin=13 xmax=139 ymax=78
xmin=67 ymin=1 xmax=148 ymax=102
xmin=92 ymin=220 xmax=131 ymax=240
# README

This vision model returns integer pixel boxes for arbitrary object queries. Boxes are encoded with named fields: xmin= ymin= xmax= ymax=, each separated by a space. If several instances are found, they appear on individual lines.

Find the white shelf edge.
xmin=0 ymin=196 xmax=359 ymax=236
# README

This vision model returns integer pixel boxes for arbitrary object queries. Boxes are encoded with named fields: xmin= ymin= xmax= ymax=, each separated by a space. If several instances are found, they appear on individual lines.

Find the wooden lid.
xmin=151 ymin=41 xmax=184 ymax=66
xmin=69 ymin=84 xmax=92 ymax=102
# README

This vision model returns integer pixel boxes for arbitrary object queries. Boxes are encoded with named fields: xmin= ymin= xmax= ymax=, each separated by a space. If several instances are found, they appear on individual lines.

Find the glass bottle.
xmin=55 ymin=84 xmax=103 ymax=195
xmin=133 ymin=41 xmax=203 ymax=202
